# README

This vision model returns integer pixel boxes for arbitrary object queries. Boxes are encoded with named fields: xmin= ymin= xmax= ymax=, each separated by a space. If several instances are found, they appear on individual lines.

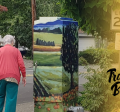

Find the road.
xmin=78 ymin=63 xmax=118 ymax=90
xmin=17 ymin=68 xmax=33 ymax=104
xmin=78 ymin=65 xmax=100 ymax=92
xmin=16 ymin=68 xmax=34 ymax=112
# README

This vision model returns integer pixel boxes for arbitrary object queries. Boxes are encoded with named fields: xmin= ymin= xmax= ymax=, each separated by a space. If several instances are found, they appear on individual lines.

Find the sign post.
xmin=111 ymin=9 xmax=120 ymax=30
xmin=115 ymin=33 xmax=120 ymax=50
xmin=111 ymin=9 xmax=120 ymax=70
xmin=115 ymin=33 xmax=120 ymax=69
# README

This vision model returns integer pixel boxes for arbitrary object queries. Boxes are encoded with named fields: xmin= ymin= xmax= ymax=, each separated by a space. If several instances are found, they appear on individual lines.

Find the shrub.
xmin=107 ymin=42 xmax=115 ymax=49
xmin=79 ymin=57 xmax=88 ymax=66
xmin=108 ymin=49 xmax=119 ymax=63
xmin=92 ymin=48 xmax=119 ymax=64
xmin=79 ymin=48 xmax=96 ymax=64
xmin=25 ymin=50 xmax=33 ymax=60
xmin=78 ymin=49 xmax=120 ymax=112
xmin=79 ymin=48 xmax=119 ymax=64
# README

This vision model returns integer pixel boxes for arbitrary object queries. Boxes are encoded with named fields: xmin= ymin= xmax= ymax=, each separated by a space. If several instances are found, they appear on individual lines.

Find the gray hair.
xmin=3 ymin=35 xmax=15 ymax=45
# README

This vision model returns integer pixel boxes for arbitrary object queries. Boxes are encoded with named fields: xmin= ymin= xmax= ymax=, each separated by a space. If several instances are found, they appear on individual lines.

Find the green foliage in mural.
xmin=34 ymin=102 xmax=65 ymax=112
xmin=33 ymin=32 xmax=62 ymax=45
xmin=62 ymin=23 xmax=78 ymax=88
xmin=33 ymin=52 xmax=62 ymax=66
xmin=34 ymin=66 xmax=71 ymax=96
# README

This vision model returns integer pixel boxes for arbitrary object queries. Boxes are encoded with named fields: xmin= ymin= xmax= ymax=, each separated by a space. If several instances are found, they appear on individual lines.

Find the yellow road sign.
xmin=111 ymin=9 xmax=120 ymax=30
xmin=115 ymin=33 xmax=120 ymax=50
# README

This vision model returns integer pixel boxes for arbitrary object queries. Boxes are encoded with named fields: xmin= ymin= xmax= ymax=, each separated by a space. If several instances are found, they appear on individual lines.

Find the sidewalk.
xmin=16 ymin=102 xmax=34 ymax=112
xmin=3 ymin=102 xmax=34 ymax=112
xmin=23 ymin=58 xmax=33 ymax=68
xmin=17 ymin=59 xmax=34 ymax=112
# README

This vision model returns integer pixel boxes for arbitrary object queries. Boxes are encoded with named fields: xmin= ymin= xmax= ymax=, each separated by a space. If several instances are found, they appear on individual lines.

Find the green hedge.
xmin=79 ymin=48 xmax=119 ymax=64
xmin=79 ymin=49 xmax=95 ymax=64
xmin=79 ymin=48 xmax=99 ymax=64
xmin=108 ymin=50 xmax=119 ymax=63
xmin=79 ymin=57 xmax=88 ymax=65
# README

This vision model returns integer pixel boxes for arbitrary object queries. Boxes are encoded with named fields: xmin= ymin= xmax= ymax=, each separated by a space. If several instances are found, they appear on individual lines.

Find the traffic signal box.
xmin=33 ymin=17 xmax=78 ymax=112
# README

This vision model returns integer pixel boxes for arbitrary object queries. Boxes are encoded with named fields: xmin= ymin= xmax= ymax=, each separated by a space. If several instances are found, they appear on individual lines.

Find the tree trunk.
xmin=31 ymin=0 xmax=36 ymax=59
xmin=15 ymin=39 xmax=18 ymax=48
xmin=71 ymin=73 xmax=74 ymax=89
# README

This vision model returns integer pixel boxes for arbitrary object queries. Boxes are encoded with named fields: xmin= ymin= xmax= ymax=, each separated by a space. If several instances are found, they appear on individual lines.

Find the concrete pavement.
xmin=16 ymin=102 xmax=34 ymax=112
xmin=16 ymin=69 xmax=34 ymax=112
xmin=3 ymin=102 xmax=34 ymax=112
xmin=17 ymin=76 xmax=33 ymax=104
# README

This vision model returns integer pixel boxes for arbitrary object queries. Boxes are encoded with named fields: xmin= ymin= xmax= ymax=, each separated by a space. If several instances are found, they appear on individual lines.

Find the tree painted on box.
xmin=33 ymin=18 xmax=78 ymax=112
xmin=62 ymin=22 xmax=78 ymax=89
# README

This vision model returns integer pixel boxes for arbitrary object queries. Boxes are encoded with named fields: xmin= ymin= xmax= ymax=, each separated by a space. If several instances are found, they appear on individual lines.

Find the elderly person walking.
xmin=0 ymin=35 xmax=26 ymax=112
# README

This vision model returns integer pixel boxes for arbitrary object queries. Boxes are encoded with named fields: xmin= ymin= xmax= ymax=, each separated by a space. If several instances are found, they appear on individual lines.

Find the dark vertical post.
xmin=32 ymin=0 xmax=36 ymax=58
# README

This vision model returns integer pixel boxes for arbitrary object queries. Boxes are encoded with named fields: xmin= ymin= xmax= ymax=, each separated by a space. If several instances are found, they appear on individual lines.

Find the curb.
xmin=21 ymin=74 xmax=33 ymax=77
xmin=26 ymin=74 xmax=33 ymax=76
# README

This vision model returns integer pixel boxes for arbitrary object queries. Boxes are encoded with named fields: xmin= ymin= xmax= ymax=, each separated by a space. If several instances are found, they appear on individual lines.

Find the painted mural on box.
xmin=33 ymin=18 xmax=63 ymax=112
xmin=62 ymin=22 xmax=78 ymax=107
xmin=33 ymin=19 xmax=63 ymax=66
xmin=33 ymin=17 xmax=78 ymax=112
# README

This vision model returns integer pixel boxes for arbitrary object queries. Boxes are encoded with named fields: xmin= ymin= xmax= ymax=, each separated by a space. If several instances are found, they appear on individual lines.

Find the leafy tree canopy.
xmin=60 ymin=0 xmax=120 ymax=41
xmin=0 ymin=0 xmax=32 ymax=49
xmin=35 ymin=0 xmax=64 ymax=20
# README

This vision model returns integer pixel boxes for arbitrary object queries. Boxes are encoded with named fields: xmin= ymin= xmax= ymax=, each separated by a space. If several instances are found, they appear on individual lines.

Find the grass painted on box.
xmin=34 ymin=66 xmax=70 ymax=97
xmin=33 ymin=66 xmax=78 ymax=108
xmin=33 ymin=32 xmax=62 ymax=46
xmin=33 ymin=52 xmax=62 ymax=66
xmin=33 ymin=32 xmax=62 ymax=52
xmin=34 ymin=102 xmax=66 ymax=112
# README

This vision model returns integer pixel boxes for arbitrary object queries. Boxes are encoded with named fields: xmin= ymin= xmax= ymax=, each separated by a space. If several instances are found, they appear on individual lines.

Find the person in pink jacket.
xmin=0 ymin=35 xmax=26 ymax=112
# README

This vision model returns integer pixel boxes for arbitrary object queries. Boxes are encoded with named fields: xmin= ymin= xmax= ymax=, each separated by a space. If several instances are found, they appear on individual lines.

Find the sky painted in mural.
xmin=34 ymin=19 xmax=78 ymax=30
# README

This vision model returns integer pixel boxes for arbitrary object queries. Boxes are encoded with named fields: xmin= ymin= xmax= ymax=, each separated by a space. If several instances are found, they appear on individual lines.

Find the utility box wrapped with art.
xmin=33 ymin=17 xmax=78 ymax=112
